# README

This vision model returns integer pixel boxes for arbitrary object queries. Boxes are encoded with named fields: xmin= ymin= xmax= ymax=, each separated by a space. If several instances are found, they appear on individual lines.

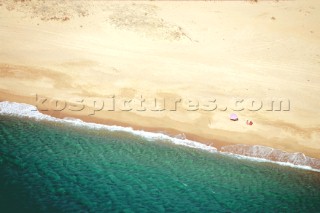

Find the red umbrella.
xmin=246 ymin=120 xmax=253 ymax=125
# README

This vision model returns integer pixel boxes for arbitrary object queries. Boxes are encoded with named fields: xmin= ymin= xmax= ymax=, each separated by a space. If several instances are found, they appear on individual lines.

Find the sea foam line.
xmin=0 ymin=101 xmax=319 ymax=173
xmin=220 ymin=152 xmax=320 ymax=173
xmin=0 ymin=101 xmax=217 ymax=153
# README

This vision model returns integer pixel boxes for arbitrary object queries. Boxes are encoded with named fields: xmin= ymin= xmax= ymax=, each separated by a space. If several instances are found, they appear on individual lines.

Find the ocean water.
xmin=0 ymin=115 xmax=320 ymax=213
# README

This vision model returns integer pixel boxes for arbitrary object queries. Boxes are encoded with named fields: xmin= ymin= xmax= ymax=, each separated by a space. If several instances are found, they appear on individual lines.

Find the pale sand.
xmin=0 ymin=1 xmax=320 ymax=159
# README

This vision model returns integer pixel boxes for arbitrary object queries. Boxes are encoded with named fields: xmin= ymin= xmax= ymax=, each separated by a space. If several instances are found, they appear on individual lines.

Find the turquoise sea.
xmin=0 ymin=114 xmax=320 ymax=212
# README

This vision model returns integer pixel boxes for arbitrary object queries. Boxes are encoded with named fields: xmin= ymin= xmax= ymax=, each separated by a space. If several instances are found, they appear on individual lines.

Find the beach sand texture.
xmin=0 ymin=1 xmax=320 ymax=162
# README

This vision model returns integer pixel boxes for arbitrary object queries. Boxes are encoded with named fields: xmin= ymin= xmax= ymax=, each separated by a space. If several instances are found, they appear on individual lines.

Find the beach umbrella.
xmin=230 ymin=113 xmax=238 ymax=121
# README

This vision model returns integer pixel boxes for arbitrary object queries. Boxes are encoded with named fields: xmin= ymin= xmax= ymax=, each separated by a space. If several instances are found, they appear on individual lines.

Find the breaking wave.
xmin=221 ymin=145 xmax=320 ymax=171
xmin=0 ymin=101 xmax=217 ymax=153
xmin=1 ymin=101 xmax=319 ymax=172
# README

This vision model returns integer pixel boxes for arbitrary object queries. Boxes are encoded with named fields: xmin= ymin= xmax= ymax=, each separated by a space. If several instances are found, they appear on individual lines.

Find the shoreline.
xmin=1 ymin=89 xmax=320 ymax=159
xmin=1 ymin=1 xmax=320 ymax=171
xmin=1 ymin=100 xmax=320 ymax=172
xmin=0 ymin=90 xmax=232 ymax=149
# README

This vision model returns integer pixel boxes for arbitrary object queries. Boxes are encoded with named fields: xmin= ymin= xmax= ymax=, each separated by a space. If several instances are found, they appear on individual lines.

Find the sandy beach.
xmin=0 ymin=0 xmax=320 ymax=163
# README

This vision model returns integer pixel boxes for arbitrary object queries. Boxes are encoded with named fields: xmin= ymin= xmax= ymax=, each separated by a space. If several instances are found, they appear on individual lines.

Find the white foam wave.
xmin=0 ymin=101 xmax=217 ymax=153
xmin=220 ymin=152 xmax=320 ymax=173
xmin=1 ymin=101 xmax=319 ymax=173
xmin=220 ymin=144 xmax=320 ymax=172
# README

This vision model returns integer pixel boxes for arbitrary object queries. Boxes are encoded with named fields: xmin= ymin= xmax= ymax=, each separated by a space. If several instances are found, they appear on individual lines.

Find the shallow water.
xmin=0 ymin=115 xmax=320 ymax=212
